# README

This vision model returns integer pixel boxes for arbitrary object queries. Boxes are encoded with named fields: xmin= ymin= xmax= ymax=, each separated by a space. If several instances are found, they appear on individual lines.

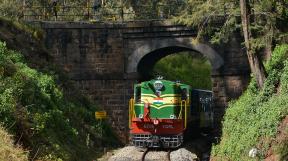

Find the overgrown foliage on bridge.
xmin=0 ymin=0 xmax=186 ymax=21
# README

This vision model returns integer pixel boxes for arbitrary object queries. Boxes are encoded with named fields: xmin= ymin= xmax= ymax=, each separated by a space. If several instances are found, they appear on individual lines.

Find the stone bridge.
xmin=41 ymin=21 xmax=250 ymax=141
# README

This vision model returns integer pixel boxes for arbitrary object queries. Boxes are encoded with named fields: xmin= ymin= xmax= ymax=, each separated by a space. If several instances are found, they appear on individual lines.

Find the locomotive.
xmin=129 ymin=78 xmax=213 ymax=148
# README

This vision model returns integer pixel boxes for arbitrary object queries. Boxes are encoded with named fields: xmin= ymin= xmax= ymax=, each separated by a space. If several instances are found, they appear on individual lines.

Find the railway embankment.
xmin=211 ymin=45 xmax=288 ymax=161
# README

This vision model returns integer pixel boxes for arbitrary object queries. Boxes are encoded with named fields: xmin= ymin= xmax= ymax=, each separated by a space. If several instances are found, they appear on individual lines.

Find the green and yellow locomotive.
xmin=129 ymin=78 xmax=213 ymax=148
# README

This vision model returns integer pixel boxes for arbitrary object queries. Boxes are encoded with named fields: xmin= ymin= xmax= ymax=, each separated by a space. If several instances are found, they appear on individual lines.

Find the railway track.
xmin=166 ymin=150 xmax=171 ymax=161
xmin=141 ymin=148 xmax=149 ymax=161
xmin=106 ymin=145 xmax=200 ymax=161
xmin=141 ymin=148 xmax=171 ymax=161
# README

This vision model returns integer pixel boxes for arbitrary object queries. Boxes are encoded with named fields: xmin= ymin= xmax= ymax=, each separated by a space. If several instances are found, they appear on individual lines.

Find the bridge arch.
xmin=126 ymin=39 xmax=224 ymax=76
xmin=40 ymin=21 xmax=250 ymax=141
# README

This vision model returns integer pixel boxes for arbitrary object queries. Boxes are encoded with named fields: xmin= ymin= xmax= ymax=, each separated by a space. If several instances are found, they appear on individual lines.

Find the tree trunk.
xmin=240 ymin=0 xmax=266 ymax=88
xmin=264 ymin=42 xmax=272 ymax=61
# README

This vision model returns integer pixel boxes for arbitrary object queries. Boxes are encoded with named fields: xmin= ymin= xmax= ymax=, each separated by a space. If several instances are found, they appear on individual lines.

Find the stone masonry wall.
xmin=212 ymin=75 xmax=250 ymax=126
xmin=73 ymin=80 xmax=135 ymax=140
xmin=44 ymin=26 xmax=124 ymax=79
xmin=43 ymin=23 xmax=135 ymax=142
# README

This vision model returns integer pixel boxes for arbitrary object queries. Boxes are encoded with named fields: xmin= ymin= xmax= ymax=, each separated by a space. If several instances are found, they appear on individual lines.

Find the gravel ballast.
xmin=107 ymin=146 xmax=199 ymax=161
xmin=108 ymin=146 xmax=144 ymax=161
xmin=170 ymin=148 xmax=198 ymax=161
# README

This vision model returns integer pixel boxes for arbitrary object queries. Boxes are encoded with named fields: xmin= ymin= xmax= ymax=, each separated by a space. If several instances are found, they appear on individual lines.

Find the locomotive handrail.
xmin=184 ymin=100 xmax=187 ymax=129
xmin=129 ymin=98 xmax=135 ymax=128
xmin=179 ymin=100 xmax=187 ymax=129
xmin=129 ymin=98 xmax=131 ymax=128
xmin=179 ymin=101 xmax=183 ymax=119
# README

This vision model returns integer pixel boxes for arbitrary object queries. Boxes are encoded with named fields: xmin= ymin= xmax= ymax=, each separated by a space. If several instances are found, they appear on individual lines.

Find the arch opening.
xmin=126 ymin=40 xmax=224 ymax=76
xmin=137 ymin=46 xmax=213 ymax=90
xmin=138 ymin=46 xmax=191 ymax=81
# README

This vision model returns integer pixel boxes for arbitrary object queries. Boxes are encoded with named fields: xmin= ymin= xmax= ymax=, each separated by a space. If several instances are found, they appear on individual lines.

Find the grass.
xmin=0 ymin=125 xmax=28 ymax=161
xmin=211 ymin=44 xmax=288 ymax=161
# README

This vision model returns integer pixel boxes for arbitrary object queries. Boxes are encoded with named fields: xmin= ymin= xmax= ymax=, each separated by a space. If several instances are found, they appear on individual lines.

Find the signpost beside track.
xmin=95 ymin=111 xmax=107 ymax=119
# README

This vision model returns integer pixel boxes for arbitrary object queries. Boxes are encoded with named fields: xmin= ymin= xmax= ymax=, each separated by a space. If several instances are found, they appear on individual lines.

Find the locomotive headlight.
xmin=170 ymin=114 xmax=176 ymax=119
xmin=154 ymin=80 xmax=163 ymax=91
xmin=139 ymin=114 xmax=143 ymax=119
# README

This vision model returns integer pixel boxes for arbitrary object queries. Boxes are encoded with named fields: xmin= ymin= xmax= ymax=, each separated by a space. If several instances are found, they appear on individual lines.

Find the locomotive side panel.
xmin=191 ymin=89 xmax=214 ymax=129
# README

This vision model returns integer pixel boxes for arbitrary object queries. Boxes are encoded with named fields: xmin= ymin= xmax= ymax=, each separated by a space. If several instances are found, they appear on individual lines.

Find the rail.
xmin=141 ymin=148 xmax=149 ymax=161
xmin=141 ymin=148 xmax=171 ymax=161
xmin=184 ymin=100 xmax=187 ymax=129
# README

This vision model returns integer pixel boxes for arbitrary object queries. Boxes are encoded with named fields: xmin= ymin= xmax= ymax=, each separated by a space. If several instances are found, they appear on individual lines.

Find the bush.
xmin=0 ymin=41 xmax=119 ymax=160
xmin=211 ymin=44 xmax=288 ymax=161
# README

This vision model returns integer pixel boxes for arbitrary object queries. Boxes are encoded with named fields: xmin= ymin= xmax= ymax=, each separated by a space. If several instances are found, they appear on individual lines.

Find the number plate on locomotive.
xmin=162 ymin=125 xmax=174 ymax=129
xmin=143 ymin=124 xmax=154 ymax=129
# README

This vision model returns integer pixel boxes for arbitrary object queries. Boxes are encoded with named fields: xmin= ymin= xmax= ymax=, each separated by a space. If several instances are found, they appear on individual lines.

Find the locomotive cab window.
xmin=181 ymin=88 xmax=188 ymax=100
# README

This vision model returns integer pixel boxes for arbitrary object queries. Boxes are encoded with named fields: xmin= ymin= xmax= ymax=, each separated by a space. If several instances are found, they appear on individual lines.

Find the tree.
xmin=0 ymin=0 xmax=187 ymax=21
xmin=240 ymin=0 xmax=266 ymax=88
xmin=0 ymin=0 xmax=22 ymax=19
xmin=124 ymin=0 xmax=186 ymax=20
xmin=175 ymin=0 xmax=288 ymax=89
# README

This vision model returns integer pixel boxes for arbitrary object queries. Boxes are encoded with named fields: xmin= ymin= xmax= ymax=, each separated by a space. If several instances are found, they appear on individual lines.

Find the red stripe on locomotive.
xmin=130 ymin=118 xmax=184 ymax=135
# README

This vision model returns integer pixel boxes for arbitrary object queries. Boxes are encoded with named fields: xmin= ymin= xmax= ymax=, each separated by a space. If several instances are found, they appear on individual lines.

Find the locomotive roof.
xmin=192 ymin=89 xmax=212 ymax=93
xmin=139 ymin=79 xmax=190 ymax=86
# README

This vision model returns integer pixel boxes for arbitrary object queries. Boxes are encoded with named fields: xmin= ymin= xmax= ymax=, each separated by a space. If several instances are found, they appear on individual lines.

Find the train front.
xmin=129 ymin=79 xmax=190 ymax=148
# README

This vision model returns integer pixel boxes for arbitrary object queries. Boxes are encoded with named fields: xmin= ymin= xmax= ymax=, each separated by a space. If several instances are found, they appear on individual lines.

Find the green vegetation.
xmin=0 ymin=41 xmax=119 ymax=160
xmin=0 ymin=17 xmax=44 ymax=40
xmin=152 ymin=52 xmax=212 ymax=90
xmin=174 ymin=1 xmax=288 ymax=160
xmin=212 ymin=45 xmax=288 ymax=161
xmin=0 ymin=0 xmax=187 ymax=21
xmin=0 ymin=0 xmax=22 ymax=19
xmin=0 ymin=125 xmax=28 ymax=161
xmin=175 ymin=0 xmax=288 ymax=88
xmin=175 ymin=0 xmax=287 ymax=47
